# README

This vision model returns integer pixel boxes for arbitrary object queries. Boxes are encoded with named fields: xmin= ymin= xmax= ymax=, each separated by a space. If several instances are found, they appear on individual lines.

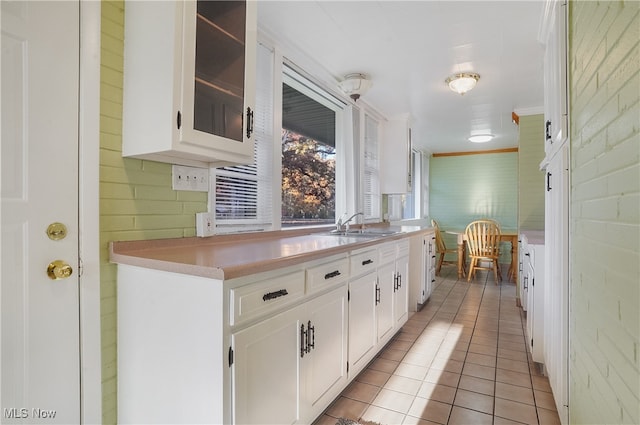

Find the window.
xmin=213 ymin=43 xmax=274 ymax=233
xmin=387 ymin=150 xmax=425 ymax=220
xmin=281 ymin=67 xmax=345 ymax=228
xmin=213 ymin=44 xmax=371 ymax=233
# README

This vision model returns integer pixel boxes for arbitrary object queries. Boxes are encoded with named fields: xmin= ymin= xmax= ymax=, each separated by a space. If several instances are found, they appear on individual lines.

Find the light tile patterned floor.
xmin=314 ymin=264 xmax=562 ymax=425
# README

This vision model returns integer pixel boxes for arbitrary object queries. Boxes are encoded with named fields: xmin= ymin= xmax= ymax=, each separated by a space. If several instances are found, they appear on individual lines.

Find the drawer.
xmin=350 ymin=249 xmax=377 ymax=277
xmin=230 ymin=270 xmax=305 ymax=326
xmin=306 ymin=256 xmax=349 ymax=293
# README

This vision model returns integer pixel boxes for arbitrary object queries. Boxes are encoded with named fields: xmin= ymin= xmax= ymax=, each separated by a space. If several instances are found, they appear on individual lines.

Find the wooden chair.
xmin=431 ymin=219 xmax=464 ymax=277
xmin=465 ymin=219 xmax=502 ymax=283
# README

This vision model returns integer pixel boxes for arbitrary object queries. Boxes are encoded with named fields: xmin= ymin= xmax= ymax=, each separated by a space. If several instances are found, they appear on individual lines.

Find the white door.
xmin=1 ymin=2 xmax=81 ymax=423
xmin=232 ymin=309 xmax=301 ymax=425
xmin=348 ymin=272 xmax=377 ymax=375
xmin=393 ymin=255 xmax=409 ymax=326
xmin=376 ymin=262 xmax=395 ymax=343
xmin=301 ymin=286 xmax=347 ymax=421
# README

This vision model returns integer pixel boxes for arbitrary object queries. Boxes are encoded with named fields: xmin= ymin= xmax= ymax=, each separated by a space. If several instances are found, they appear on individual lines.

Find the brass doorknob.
xmin=47 ymin=260 xmax=73 ymax=280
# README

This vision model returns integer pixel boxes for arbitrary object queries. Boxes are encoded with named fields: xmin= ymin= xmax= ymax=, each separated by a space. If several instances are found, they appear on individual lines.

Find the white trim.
xmin=79 ymin=1 xmax=102 ymax=423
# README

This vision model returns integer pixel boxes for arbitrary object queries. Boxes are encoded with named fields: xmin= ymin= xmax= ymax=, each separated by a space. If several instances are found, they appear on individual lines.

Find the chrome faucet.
xmin=337 ymin=212 xmax=364 ymax=232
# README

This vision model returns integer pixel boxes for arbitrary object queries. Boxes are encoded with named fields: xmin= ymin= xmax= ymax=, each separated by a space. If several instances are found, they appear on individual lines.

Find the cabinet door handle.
xmin=262 ymin=289 xmax=288 ymax=302
xmin=176 ymin=110 xmax=182 ymax=130
xmin=524 ymin=276 xmax=528 ymax=290
xmin=300 ymin=323 xmax=306 ymax=358
xmin=547 ymin=172 xmax=552 ymax=191
xmin=545 ymin=120 xmax=552 ymax=141
xmin=375 ymin=283 xmax=380 ymax=305
xmin=307 ymin=320 xmax=315 ymax=352
xmin=398 ymin=274 xmax=402 ymax=289
xmin=324 ymin=270 xmax=341 ymax=280
xmin=246 ymin=107 xmax=254 ymax=139
xmin=362 ymin=259 xmax=373 ymax=266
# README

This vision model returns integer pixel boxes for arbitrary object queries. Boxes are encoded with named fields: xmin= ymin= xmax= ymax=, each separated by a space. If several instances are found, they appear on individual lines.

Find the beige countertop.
xmin=110 ymin=225 xmax=433 ymax=280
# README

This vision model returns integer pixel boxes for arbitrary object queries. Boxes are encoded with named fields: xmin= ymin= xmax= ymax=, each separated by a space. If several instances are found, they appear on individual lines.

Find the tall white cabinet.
xmin=539 ymin=0 xmax=570 ymax=422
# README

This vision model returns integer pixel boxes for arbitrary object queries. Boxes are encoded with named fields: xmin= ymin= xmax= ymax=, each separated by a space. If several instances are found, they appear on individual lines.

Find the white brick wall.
xmin=569 ymin=1 xmax=639 ymax=423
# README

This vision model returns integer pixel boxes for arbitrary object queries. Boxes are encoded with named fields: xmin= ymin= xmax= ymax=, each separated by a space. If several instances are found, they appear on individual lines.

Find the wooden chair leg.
xmin=467 ymin=258 xmax=476 ymax=282
xmin=436 ymin=253 xmax=444 ymax=276
xmin=493 ymin=260 xmax=499 ymax=284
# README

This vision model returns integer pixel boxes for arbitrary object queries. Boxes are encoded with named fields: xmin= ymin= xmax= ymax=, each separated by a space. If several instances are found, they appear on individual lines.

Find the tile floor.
xmin=314 ymin=264 xmax=562 ymax=425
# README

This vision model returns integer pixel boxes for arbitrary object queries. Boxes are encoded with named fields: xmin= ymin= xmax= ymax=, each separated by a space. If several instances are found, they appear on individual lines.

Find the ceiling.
xmin=257 ymin=1 xmax=546 ymax=154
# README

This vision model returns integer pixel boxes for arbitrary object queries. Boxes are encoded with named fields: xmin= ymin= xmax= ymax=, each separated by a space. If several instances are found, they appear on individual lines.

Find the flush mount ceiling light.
xmin=445 ymin=72 xmax=480 ymax=95
xmin=338 ymin=73 xmax=372 ymax=101
xmin=468 ymin=134 xmax=494 ymax=143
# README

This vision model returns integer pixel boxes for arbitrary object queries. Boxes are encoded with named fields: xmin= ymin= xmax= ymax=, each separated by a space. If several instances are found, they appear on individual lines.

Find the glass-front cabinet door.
xmin=122 ymin=0 xmax=256 ymax=167
xmin=180 ymin=0 xmax=256 ymax=163
xmin=194 ymin=1 xmax=246 ymax=141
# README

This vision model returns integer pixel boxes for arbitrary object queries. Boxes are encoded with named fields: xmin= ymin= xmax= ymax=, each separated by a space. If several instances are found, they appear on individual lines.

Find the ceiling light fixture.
xmin=338 ymin=73 xmax=372 ymax=101
xmin=468 ymin=134 xmax=494 ymax=143
xmin=445 ymin=72 xmax=480 ymax=95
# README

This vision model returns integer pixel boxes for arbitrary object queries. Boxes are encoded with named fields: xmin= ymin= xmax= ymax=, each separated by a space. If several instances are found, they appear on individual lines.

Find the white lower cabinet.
xmin=232 ymin=282 xmax=347 ymax=425
xmin=348 ymin=270 xmax=377 ymax=376
xmin=393 ymin=242 xmax=410 ymax=328
xmin=409 ymin=230 xmax=436 ymax=309
xmin=376 ymin=260 xmax=395 ymax=344
xmin=520 ymin=232 xmax=545 ymax=363
xmin=232 ymin=306 xmax=301 ymax=425
xmin=117 ymin=235 xmax=420 ymax=425
xmin=301 ymin=287 xmax=348 ymax=421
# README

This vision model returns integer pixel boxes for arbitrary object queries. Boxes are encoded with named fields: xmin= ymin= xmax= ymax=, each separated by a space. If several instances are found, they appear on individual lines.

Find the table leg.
xmin=507 ymin=236 xmax=517 ymax=282
xmin=457 ymin=241 xmax=465 ymax=279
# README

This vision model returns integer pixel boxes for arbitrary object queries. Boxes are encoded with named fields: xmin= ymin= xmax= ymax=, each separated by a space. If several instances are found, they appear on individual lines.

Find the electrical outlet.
xmin=196 ymin=212 xmax=215 ymax=237
xmin=172 ymin=165 xmax=209 ymax=192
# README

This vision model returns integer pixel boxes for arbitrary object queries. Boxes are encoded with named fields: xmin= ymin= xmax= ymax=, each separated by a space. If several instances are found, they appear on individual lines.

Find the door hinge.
xmin=228 ymin=346 xmax=234 ymax=367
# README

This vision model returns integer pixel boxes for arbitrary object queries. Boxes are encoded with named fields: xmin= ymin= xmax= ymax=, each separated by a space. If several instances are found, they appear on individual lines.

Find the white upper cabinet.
xmin=381 ymin=114 xmax=412 ymax=194
xmin=123 ymin=1 xmax=257 ymax=168
xmin=540 ymin=0 xmax=568 ymax=158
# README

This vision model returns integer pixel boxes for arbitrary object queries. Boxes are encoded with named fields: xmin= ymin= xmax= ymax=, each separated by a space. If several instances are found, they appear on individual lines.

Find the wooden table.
xmin=445 ymin=229 xmax=518 ymax=282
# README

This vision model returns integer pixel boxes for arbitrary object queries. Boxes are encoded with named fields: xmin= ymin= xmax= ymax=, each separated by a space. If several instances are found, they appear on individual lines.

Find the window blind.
xmin=363 ymin=114 xmax=381 ymax=220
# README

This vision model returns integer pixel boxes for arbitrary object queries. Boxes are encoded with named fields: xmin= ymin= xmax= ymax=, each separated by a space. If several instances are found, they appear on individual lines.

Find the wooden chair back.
xmin=430 ymin=219 xmax=447 ymax=252
xmin=465 ymin=219 xmax=501 ymax=259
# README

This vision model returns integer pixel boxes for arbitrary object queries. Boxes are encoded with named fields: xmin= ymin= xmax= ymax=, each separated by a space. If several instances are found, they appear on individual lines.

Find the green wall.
xmin=99 ymin=2 xmax=208 ymax=422
xmin=429 ymin=151 xmax=518 ymax=262
xmin=517 ymin=114 xmax=545 ymax=230
xmin=569 ymin=1 xmax=639 ymax=423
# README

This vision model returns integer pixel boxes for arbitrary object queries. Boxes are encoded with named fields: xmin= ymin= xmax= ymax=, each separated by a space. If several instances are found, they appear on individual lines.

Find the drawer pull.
xmin=262 ymin=289 xmax=289 ymax=302
xmin=324 ymin=270 xmax=341 ymax=280
xmin=362 ymin=259 xmax=374 ymax=266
